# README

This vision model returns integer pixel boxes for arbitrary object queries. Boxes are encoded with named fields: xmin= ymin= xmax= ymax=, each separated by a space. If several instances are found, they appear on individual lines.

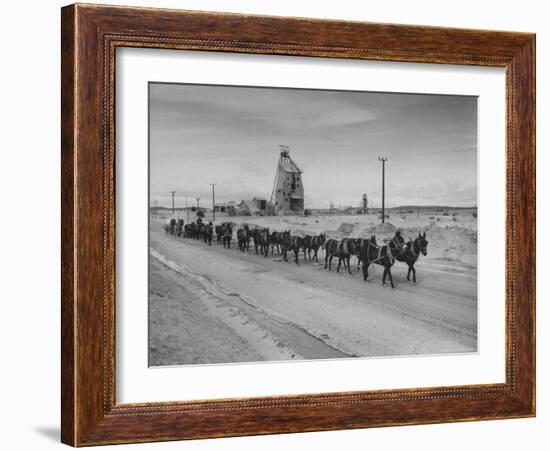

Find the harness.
xmin=365 ymin=236 xmax=402 ymax=264
xmin=325 ymin=239 xmax=338 ymax=255
xmin=341 ymin=239 xmax=349 ymax=255
xmin=387 ymin=242 xmax=394 ymax=260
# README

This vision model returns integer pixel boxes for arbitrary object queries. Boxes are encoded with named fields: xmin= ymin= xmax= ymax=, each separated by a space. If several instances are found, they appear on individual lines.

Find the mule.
xmin=282 ymin=232 xmax=303 ymax=264
xmin=222 ymin=222 xmax=233 ymax=249
xmin=203 ymin=222 xmax=213 ymax=246
xmin=302 ymin=235 xmax=313 ymax=261
xmin=359 ymin=231 xmax=405 ymax=288
xmin=215 ymin=225 xmax=223 ymax=244
xmin=324 ymin=238 xmax=341 ymax=271
xmin=253 ymin=227 xmax=270 ymax=257
xmin=195 ymin=218 xmax=203 ymax=241
xmin=302 ymin=234 xmax=324 ymax=261
xmin=324 ymin=238 xmax=358 ymax=274
xmin=268 ymin=231 xmax=284 ymax=255
xmin=309 ymin=233 xmax=326 ymax=263
xmin=175 ymin=219 xmax=184 ymax=237
xmin=165 ymin=218 xmax=176 ymax=235
xmin=183 ymin=223 xmax=195 ymax=238
xmin=395 ymin=232 xmax=429 ymax=283
xmin=237 ymin=225 xmax=251 ymax=252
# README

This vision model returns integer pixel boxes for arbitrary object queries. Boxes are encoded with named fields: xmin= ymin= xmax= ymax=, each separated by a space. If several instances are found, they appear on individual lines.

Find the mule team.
xmin=164 ymin=218 xmax=429 ymax=288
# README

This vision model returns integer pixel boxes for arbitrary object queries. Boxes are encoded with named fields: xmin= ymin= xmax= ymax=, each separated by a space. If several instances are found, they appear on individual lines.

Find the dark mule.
xmin=302 ymin=234 xmax=326 ymax=262
xmin=215 ymin=225 xmax=223 ymax=244
xmin=183 ymin=223 xmax=194 ymax=238
xmin=237 ymin=225 xmax=251 ymax=252
xmin=395 ymin=232 xmax=429 ymax=283
xmin=195 ymin=217 xmax=203 ymax=241
xmin=359 ymin=231 xmax=405 ymax=288
xmin=268 ymin=231 xmax=283 ymax=255
xmin=309 ymin=233 xmax=326 ymax=263
xmin=324 ymin=238 xmax=357 ymax=274
xmin=165 ymin=218 xmax=176 ymax=235
xmin=323 ymin=238 xmax=339 ymax=271
xmin=253 ymin=227 xmax=270 ymax=257
xmin=302 ymin=235 xmax=313 ymax=261
xmin=222 ymin=222 xmax=233 ymax=249
xmin=203 ymin=222 xmax=213 ymax=246
xmin=282 ymin=233 xmax=303 ymax=264
xmin=175 ymin=219 xmax=184 ymax=237
xmin=195 ymin=223 xmax=203 ymax=241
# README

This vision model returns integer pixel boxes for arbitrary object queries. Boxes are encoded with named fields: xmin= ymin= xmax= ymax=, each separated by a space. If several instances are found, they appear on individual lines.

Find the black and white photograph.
xmin=148 ymin=82 xmax=478 ymax=366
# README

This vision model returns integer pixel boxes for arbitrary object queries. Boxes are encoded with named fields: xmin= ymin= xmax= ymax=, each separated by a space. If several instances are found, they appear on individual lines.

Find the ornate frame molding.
xmin=62 ymin=4 xmax=535 ymax=446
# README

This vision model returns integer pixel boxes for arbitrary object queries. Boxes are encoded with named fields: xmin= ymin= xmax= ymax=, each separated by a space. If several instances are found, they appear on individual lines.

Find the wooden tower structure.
xmin=269 ymin=145 xmax=304 ymax=215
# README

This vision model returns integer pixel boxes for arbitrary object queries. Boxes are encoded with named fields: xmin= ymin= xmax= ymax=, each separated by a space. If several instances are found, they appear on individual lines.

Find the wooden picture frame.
xmin=61 ymin=3 xmax=535 ymax=446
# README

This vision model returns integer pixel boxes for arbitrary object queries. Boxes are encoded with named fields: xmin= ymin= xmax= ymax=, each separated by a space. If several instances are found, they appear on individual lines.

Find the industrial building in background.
xmin=269 ymin=145 xmax=305 ymax=216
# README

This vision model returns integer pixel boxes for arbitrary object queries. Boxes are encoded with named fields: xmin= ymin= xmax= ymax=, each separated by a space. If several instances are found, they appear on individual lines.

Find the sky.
xmin=149 ymin=82 xmax=477 ymax=209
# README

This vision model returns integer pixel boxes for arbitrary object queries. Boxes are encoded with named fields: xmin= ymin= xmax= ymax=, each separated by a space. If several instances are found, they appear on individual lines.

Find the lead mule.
xmin=395 ymin=232 xmax=429 ymax=283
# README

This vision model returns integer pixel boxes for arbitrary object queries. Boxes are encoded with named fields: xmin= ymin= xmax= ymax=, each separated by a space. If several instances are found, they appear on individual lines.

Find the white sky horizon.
xmin=149 ymin=83 xmax=477 ymax=210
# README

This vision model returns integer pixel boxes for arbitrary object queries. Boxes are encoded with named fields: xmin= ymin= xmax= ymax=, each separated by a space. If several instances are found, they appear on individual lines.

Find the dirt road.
xmin=149 ymin=225 xmax=477 ymax=366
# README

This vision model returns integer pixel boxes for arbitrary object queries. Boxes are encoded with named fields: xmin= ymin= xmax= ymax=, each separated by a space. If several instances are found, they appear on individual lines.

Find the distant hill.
xmin=388 ymin=205 xmax=477 ymax=212
xmin=151 ymin=206 xmax=213 ymax=212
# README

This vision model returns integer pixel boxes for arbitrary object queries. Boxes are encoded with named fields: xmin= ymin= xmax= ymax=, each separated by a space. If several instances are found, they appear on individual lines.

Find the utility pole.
xmin=196 ymin=197 xmax=200 ymax=215
xmin=185 ymin=196 xmax=189 ymax=222
xmin=378 ymin=157 xmax=387 ymax=224
xmin=210 ymin=183 xmax=216 ymax=222
xmin=170 ymin=191 xmax=176 ymax=217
